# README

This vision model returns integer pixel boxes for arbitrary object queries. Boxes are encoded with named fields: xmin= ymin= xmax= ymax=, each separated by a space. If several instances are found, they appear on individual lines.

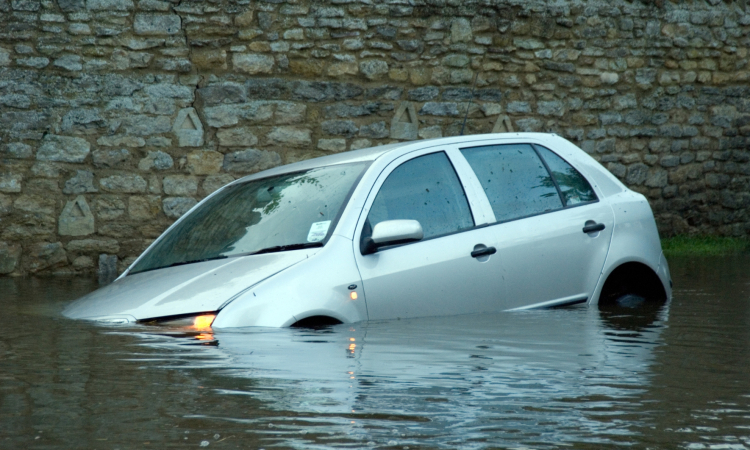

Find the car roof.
xmin=234 ymin=133 xmax=560 ymax=183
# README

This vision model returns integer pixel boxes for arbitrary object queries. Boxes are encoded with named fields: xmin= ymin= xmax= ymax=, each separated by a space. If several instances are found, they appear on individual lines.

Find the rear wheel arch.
xmin=598 ymin=261 xmax=667 ymax=306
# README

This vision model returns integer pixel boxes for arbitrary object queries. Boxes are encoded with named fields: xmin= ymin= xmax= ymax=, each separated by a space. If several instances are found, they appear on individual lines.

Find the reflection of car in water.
xmin=127 ymin=305 xmax=669 ymax=446
xmin=63 ymin=133 xmax=671 ymax=329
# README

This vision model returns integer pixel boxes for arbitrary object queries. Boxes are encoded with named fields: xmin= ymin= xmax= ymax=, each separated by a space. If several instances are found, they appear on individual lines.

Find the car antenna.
xmin=459 ymin=70 xmax=480 ymax=136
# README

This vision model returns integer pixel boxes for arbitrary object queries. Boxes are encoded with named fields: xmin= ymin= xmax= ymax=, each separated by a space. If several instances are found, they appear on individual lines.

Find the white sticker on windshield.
xmin=307 ymin=221 xmax=331 ymax=242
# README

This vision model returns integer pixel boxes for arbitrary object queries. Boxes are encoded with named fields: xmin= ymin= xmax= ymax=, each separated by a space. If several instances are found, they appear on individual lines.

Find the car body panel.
xmin=212 ymin=235 xmax=367 ymax=328
xmin=488 ymin=200 xmax=614 ymax=310
xmin=63 ymin=250 xmax=315 ymax=320
xmin=588 ymin=190 xmax=671 ymax=305
xmin=354 ymin=226 xmax=508 ymax=320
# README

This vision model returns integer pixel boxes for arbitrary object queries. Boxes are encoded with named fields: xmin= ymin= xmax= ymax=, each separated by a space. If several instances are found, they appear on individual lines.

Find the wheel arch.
xmin=596 ymin=260 xmax=668 ymax=306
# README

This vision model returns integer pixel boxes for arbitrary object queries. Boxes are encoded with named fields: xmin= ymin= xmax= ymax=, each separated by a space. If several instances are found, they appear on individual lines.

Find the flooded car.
xmin=63 ymin=133 xmax=671 ymax=329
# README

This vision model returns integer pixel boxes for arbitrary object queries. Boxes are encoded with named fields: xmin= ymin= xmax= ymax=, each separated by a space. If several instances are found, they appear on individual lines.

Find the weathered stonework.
xmin=0 ymin=0 xmax=749 ymax=276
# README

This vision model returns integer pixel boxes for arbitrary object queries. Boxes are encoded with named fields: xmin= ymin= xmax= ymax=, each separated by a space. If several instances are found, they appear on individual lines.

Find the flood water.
xmin=1 ymin=256 xmax=749 ymax=450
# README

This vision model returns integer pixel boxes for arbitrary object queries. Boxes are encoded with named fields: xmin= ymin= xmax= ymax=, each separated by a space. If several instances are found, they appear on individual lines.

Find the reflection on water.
xmin=1 ymin=256 xmax=749 ymax=449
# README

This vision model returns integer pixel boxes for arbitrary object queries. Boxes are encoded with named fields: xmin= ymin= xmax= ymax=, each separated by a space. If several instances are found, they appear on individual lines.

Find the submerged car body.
xmin=64 ymin=133 xmax=672 ymax=328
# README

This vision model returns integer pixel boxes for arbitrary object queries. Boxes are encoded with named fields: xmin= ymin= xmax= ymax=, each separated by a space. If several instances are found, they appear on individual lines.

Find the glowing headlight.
xmin=142 ymin=313 xmax=217 ymax=330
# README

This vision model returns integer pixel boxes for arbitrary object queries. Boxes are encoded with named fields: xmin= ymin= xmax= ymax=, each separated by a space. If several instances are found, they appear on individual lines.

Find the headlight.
xmin=141 ymin=313 xmax=217 ymax=330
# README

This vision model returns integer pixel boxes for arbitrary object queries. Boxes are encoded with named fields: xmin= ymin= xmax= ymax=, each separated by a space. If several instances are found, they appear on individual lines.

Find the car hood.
xmin=62 ymin=250 xmax=314 ymax=321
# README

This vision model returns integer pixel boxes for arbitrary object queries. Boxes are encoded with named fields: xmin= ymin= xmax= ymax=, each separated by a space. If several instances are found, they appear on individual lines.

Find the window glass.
xmin=365 ymin=152 xmax=474 ymax=241
xmin=536 ymin=146 xmax=597 ymax=206
xmin=461 ymin=144 xmax=563 ymax=222
xmin=130 ymin=162 xmax=367 ymax=274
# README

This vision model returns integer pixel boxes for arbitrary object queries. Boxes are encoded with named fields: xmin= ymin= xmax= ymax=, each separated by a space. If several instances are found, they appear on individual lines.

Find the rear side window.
xmin=365 ymin=152 xmax=474 ymax=240
xmin=535 ymin=146 xmax=597 ymax=206
xmin=461 ymin=144 xmax=563 ymax=222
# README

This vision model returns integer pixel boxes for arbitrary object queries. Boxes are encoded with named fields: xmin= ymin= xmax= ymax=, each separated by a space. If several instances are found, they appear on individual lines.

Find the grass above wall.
xmin=661 ymin=236 xmax=750 ymax=257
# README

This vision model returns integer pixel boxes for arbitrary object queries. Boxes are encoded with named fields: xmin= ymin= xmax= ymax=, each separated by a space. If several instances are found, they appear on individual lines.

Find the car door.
xmin=458 ymin=142 xmax=614 ymax=310
xmin=353 ymin=149 xmax=507 ymax=321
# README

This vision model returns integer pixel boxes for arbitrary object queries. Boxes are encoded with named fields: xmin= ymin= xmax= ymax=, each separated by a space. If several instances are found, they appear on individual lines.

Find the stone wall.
xmin=0 ymin=0 xmax=749 ymax=276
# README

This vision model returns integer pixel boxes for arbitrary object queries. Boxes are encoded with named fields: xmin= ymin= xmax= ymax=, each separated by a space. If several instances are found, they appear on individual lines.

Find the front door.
xmin=353 ymin=151 xmax=507 ymax=320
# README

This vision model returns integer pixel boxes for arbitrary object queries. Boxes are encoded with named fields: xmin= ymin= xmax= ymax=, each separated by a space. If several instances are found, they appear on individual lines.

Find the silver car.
xmin=64 ymin=133 xmax=672 ymax=329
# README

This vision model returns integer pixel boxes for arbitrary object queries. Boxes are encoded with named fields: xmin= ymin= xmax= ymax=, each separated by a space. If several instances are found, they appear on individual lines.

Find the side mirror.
xmin=361 ymin=220 xmax=424 ymax=255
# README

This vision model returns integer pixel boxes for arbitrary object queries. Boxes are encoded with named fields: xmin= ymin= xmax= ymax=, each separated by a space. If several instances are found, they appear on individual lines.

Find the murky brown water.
xmin=1 ymin=256 xmax=749 ymax=449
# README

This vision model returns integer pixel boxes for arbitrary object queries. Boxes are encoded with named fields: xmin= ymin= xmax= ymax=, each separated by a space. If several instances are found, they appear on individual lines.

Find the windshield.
xmin=129 ymin=162 xmax=368 ymax=274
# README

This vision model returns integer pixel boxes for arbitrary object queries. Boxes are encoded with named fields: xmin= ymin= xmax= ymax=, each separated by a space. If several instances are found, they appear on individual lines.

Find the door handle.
xmin=582 ymin=221 xmax=605 ymax=233
xmin=471 ymin=246 xmax=496 ymax=258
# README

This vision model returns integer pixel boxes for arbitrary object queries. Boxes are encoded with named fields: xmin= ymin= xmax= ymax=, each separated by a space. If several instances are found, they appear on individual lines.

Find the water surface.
xmin=1 ymin=256 xmax=749 ymax=449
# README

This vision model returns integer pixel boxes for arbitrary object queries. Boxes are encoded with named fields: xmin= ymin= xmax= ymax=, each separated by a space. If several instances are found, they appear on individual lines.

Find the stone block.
xmin=492 ymin=115 xmax=515 ymax=133
xmin=419 ymin=125 xmax=443 ymax=139
xmin=0 ymin=47 xmax=9 ymax=67
xmin=223 ymin=149 xmax=281 ymax=173
xmin=63 ymin=170 xmax=97 ymax=195
xmin=25 ymin=242 xmax=67 ymax=273
xmin=37 ymin=135 xmax=90 ymax=163
xmin=451 ymin=18 xmax=472 ymax=43
xmin=123 ymin=115 xmax=172 ymax=136
xmin=145 ymin=83 xmax=194 ymax=101
xmin=72 ymin=256 xmax=94 ymax=270
xmin=289 ymin=59 xmax=326 ymax=76
xmin=172 ymin=108 xmax=204 ymax=147
xmin=163 ymin=175 xmax=198 ymax=196
xmin=138 ymin=151 xmax=173 ymax=171
xmin=419 ymin=102 xmax=459 ymax=117
xmin=187 ymin=151 xmax=223 ymax=175
xmin=267 ymin=126 xmax=312 ymax=147
xmin=0 ymin=194 xmax=10 ymax=216
xmin=192 ymin=49 xmax=227 ymax=70
xmin=0 ymin=173 xmax=22 ymax=193
xmin=317 ymin=139 xmax=346 ymax=152
xmin=203 ymin=174 xmax=235 ymax=195
xmin=163 ymin=197 xmax=197 ymax=219
xmin=99 ymin=175 xmax=147 ymax=194
xmin=128 ymin=196 xmax=161 ymax=220
xmin=359 ymin=60 xmax=389 ymax=80
xmin=235 ymin=9 xmax=254 ymax=26
xmin=97 ymin=135 xmax=146 ymax=148
xmin=98 ymin=254 xmax=118 ymax=285
xmin=216 ymin=128 xmax=258 ymax=147
xmin=233 ymin=53 xmax=274 ymax=74
xmin=95 ymin=196 xmax=126 ymax=221
xmin=134 ymin=13 xmax=181 ymax=35
xmin=54 ymin=55 xmax=83 ymax=71
xmin=391 ymin=102 xmax=419 ymax=140
xmin=328 ymin=62 xmax=358 ymax=77
xmin=442 ymin=54 xmax=470 ymax=68
xmin=0 ymin=242 xmax=21 ymax=274
xmin=626 ymin=163 xmax=649 ymax=185
xmin=59 ymin=195 xmax=95 ymax=236
xmin=322 ymin=120 xmax=358 ymax=137
xmin=359 ymin=122 xmax=388 ymax=139
xmin=197 ymin=83 xmax=247 ymax=106
xmin=87 ymin=0 xmax=133 ymax=10
xmin=93 ymin=149 xmax=130 ymax=168
xmin=350 ymin=139 xmax=372 ymax=150
xmin=14 ymin=195 xmax=54 ymax=215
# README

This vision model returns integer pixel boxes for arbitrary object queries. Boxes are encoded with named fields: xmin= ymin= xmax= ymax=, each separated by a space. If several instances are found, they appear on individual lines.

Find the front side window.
xmin=363 ymin=152 xmax=474 ymax=243
xmin=130 ymin=162 xmax=368 ymax=274
xmin=461 ymin=144 xmax=563 ymax=222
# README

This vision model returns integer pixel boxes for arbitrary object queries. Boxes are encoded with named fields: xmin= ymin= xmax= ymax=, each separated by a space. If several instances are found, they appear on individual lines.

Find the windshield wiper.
xmin=164 ymin=255 xmax=228 ymax=269
xmin=249 ymin=242 xmax=324 ymax=255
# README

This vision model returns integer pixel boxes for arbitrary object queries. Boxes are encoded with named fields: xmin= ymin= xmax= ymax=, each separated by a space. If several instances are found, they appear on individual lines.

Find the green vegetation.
xmin=661 ymin=236 xmax=750 ymax=257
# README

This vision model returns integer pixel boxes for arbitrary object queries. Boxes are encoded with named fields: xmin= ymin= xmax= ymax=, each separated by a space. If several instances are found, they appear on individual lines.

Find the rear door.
xmin=458 ymin=142 xmax=614 ymax=310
